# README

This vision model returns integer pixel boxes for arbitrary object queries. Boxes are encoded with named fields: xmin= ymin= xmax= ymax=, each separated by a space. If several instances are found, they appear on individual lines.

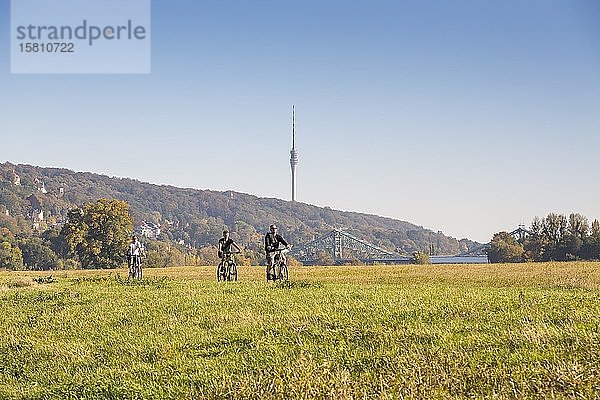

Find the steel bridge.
xmin=291 ymin=226 xmax=530 ymax=265
xmin=290 ymin=229 xmax=410 ymax=265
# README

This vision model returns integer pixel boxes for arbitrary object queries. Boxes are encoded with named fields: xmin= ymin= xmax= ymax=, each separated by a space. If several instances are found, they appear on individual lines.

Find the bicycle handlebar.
xmin=269 ymin=246 xmax=291 ymax=253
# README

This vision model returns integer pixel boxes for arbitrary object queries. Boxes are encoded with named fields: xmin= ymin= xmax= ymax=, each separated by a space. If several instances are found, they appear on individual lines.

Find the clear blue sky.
xmin=1 ymin=1 xmax=599 ymax=242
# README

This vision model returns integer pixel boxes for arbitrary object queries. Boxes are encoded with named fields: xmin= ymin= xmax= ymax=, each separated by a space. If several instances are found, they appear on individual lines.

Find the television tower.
xmin=290 ymin=106 xmax=299 ymax=202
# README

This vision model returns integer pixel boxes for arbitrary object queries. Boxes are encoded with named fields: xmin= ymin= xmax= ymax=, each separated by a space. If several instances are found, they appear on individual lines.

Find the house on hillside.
xmin=10 ymin=171 xmax=21 ymax=186
xmin=31 ymin=210 xmax=44 ymax=230
xmin=139 ymin=222 xmax=161 ymax=239
xmin=34 ymin=178 xmax=48 ymax=194
xmin=38 ymin=182 xmax=48 ymax=194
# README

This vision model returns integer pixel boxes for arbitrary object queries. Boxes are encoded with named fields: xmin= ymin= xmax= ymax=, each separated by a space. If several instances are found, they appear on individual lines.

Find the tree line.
xmin=488 ymin=213 xmax=600 ymax=263
xmin=0 ymin=199 xmax=262 ymax=270
xmin=0 ymin=162 xmax=479 ymax=257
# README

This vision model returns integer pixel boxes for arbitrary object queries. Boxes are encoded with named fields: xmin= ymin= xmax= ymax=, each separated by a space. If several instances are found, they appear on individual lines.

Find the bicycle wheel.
xmin=230 ymin=262 xmax=238 ymax=282
xmin=225 ymin=262 xmax=231 ymax=282
xmin=272 ymin=254 xmax=281 ymax=280
xmin=279 ymin=262 xmax=288 ymax=281
xmin=131 ymin=257 xmax=141 ymax=280
xmin=217 ymin=262 xmax=225 ymax=282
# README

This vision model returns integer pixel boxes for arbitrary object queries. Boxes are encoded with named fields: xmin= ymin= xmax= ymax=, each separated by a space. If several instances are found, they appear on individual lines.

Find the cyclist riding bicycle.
xmin=218 ymin=229 xmax=241 ymax=259
xmin=217 ymin=230 xmax=241 ymax=281
xmin=127 ymin=236 xmax=145 ymax=279
xmin=265 ymin=224 xmax=289 ymax=281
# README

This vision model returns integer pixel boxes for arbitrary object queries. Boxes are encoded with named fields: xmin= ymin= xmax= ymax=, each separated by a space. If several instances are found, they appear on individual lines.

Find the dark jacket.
xmin=265 ymin=233 xmax=288 ymax=253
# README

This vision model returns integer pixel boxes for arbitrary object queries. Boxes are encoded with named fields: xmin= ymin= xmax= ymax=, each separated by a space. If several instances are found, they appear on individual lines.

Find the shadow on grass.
xmin=33 ymin=275 xmax=58 ymax=285
xmin=273 ymin=280 xmax=324 ymax=290
xmin=71 ymin=275 xmax=172 ymax=288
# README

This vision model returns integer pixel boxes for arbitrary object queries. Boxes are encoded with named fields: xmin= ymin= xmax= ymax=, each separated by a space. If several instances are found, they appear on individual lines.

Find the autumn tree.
xmin=0 ymin=228 xmax=23 ymax=270
xmin=487 ymin=232 xmax=524 ymax=263
xmin=61 ymin=199 xmax=133 ymax=269
xmin=144 ymin=240 xmax=185 ymax=268
xmin=568 ymin=213 xmax=589 ymax=239
xmin=18 ymin=237 xmax=59 ymax=270
xmin=195 ymin=245 xmax=221 ymax=266
xmin=523 ymin=216 xmax=545 ymax=261
xmin=542 ymin=213 xmax=568 ymax=258
xmin=582 ymin=219 xmax=600 ymax=260
xmin=315 ymin=250 xmax=335 ymax=266
xmin=412 ymin=251 xmax=431 ymax=265
xmin=522 ymin=213 xmax=600 ymax=261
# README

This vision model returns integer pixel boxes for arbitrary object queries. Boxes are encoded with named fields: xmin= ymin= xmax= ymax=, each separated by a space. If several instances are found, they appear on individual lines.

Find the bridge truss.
xmin=291 ymin=229 xmax=410 ymax=265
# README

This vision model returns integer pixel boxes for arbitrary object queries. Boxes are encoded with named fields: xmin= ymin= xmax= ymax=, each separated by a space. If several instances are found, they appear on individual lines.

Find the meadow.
xmin=0 ymin=262 xmax=599 ymax=399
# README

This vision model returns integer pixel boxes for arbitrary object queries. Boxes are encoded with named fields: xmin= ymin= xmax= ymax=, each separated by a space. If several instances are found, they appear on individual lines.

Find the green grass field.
xmin=1 ymin=263 xmax=599 ymax=399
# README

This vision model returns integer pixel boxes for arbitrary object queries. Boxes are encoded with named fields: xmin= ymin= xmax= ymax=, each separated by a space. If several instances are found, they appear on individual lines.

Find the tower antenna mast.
xmin=290 ymin=106 xmax=299 ymax=202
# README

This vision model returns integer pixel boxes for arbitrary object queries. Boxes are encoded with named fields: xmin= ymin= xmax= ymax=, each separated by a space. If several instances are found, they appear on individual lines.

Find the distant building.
xmin=31 ymin=210 xmax=44 ymax=230
xmin=11 ymin=171 xmax=21 ymax=186
xmin=33 ymin=210 xmax=44 ymax=222
xmin=139 ymin=221 xmax=161 ymax=239
xmin=34 ymin=178 xmax=48 ymax=194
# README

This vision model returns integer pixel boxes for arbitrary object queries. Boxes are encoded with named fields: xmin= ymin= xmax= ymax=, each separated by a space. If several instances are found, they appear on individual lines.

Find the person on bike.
xmin=127 ymin=235 xmax=145 ymax=279
xmin=217 ymin=230 xmax=242 ymax=281
xmin=265 ymin=224 xmax=289 ymax=280
xmin=218 ymin=229 xmax=241 ymax=259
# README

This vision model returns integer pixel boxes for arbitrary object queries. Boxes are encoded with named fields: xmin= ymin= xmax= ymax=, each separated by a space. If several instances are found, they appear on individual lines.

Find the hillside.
xmin=0 ymin=162 xmax=478 ymax=255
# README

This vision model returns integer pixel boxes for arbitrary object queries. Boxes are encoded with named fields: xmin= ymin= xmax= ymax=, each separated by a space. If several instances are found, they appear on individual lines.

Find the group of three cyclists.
xmin=127 ymin=224 xmax=290 ymax=281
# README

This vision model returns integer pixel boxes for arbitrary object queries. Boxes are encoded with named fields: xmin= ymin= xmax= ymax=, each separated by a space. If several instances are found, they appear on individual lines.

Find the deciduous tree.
xmin=487 ymin=232 xmax=524 ymax=263
xmin=0 ymin=228 xmax=23 ymax=269
xmin=412 ymin=251 xmax=431 ymax=265
xmin=61 ymin=199 xmax=133 ymax=269
xmin=18 ymin=237 xmax=59 ymax=270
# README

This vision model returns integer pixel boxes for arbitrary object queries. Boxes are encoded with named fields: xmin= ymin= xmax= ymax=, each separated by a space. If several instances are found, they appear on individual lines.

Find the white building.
xmin=139 ymin=222 xmax=161 ymax=239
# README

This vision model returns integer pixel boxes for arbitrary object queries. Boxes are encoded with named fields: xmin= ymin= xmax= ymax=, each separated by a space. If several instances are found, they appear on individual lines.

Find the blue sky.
xmin=1 ymin=1 xmax=599 ymax=242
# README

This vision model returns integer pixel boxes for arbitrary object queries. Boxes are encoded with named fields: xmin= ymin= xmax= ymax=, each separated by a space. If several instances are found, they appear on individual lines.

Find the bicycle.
xmin=128 ymin=254 xmax=144 ymax=280
xmin=267 ymin=247 xmax=289 ymax=281
xmin=217 ymin=251 xmax=239 ymax=282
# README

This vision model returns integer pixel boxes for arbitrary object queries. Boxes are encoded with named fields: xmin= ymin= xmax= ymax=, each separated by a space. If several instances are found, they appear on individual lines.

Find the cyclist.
xmin=127 ymin=235 xmax=145 ymax=279
xmin=265 ymin=224 xmax=289 ymax=280
xmin=218 ymin=229 xmax=241 ymax=269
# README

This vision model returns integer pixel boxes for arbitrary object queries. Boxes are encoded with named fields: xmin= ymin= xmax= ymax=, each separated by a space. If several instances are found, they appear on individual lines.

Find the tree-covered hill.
xmin=0 ymin=162 xmax=478 ymax=255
